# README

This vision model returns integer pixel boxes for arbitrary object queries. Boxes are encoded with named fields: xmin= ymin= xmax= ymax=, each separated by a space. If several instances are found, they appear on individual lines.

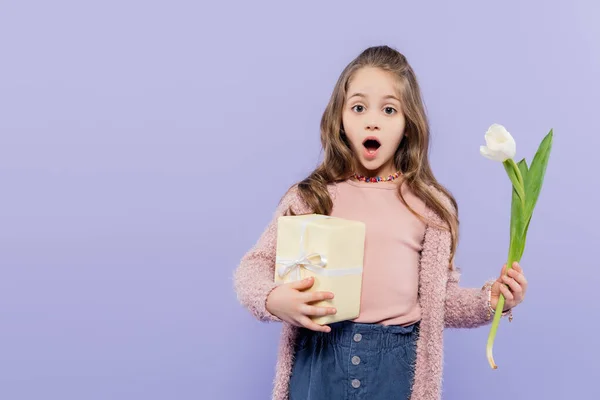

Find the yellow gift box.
xmin=274 ymin=214 xmax=366 ymax=325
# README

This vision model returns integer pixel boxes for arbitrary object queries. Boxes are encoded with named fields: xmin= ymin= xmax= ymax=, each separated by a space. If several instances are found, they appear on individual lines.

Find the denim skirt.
xmin=289 ymin=320 xmax=419 ymax=400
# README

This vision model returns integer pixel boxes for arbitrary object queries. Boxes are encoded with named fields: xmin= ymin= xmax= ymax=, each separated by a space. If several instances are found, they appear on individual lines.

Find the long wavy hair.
xmin=286 ymin=45 xmax=459 ymax=268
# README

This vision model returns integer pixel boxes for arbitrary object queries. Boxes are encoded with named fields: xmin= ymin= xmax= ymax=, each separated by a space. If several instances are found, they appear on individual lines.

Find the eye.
xmin=351 ymin=105 xmax=365 ymax=113
xmin=384 ymin=107 xmax=397 ymax=115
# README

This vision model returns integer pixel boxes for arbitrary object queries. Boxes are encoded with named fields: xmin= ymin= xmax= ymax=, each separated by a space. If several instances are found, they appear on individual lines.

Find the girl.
xmin=233 ymin=45 xmax=528 ymax=400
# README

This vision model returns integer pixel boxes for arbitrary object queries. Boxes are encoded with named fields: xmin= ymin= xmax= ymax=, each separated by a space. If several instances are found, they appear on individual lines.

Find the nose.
xmin=365 ymin=121 xmax=380 ymax=131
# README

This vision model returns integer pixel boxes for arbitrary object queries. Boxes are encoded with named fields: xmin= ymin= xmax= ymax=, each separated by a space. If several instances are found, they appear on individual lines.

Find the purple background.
xmin=1 ymin=1 xmax=599 ymax=399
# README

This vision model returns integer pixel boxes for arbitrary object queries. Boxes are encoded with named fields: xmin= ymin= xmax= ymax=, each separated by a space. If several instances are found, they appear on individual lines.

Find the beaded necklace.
xmin=352 ymin=171 xmax=401 ymax=183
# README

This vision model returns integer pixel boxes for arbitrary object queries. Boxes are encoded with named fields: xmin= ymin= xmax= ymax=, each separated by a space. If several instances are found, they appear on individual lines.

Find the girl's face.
xmin=342 ymin=67 xmax=406 ymax=177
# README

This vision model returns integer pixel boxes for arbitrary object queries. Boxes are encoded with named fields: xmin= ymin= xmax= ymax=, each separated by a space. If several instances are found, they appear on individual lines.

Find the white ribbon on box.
xmin=275 ymin=215 xmax=363 ymax=282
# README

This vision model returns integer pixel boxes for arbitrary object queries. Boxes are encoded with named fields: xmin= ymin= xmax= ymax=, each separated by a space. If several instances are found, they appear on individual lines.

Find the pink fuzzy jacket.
xmin=233 ymin=184 xmax=495 ymax=400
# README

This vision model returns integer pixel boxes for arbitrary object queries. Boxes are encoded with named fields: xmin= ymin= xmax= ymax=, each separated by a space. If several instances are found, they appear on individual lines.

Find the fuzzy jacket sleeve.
xmin=444 ymin=266 xmax=496 ymax=329
xmin=233 ymin=186 xmax=305 ymax=322
xmin=427 ymin=185 xmax=498 ymax=329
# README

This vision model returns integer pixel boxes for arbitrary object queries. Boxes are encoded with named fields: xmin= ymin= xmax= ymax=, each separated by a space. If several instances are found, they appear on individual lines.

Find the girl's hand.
xmin=491 ymin=262 xmax=528 ymax=311
xmin=266 ymin=276 xmax=336 ymax=333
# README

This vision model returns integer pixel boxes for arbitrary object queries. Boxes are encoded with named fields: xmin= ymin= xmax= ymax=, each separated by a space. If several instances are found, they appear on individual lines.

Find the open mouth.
xmin=362 ymin=137 xmax=381 ymax=155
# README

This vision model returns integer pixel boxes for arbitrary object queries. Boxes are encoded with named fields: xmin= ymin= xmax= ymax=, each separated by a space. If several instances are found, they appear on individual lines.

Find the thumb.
xmin=500 ymin=263 xmax=508 ymax=276
xmin=289 ymin=276 xmax=315 ymax=290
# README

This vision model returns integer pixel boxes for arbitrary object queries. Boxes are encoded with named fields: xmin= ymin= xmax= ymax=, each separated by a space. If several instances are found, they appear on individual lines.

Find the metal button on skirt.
xmin=289 ymin=320 xmax=419 ymax=400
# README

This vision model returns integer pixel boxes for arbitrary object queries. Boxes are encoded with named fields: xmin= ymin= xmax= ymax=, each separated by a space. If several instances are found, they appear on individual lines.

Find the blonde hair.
xmin=287 ymin=45 xmax=459 ymax=268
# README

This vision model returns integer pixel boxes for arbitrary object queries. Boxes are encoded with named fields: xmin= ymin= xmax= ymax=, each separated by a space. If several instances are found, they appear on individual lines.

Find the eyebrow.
xmin=347 ymin=92 xmax=401 ymax=102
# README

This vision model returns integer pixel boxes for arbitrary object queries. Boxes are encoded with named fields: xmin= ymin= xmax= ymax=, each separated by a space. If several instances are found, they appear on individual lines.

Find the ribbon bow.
xmin=275 ymin=214 xmax=363 ymax=283
xmin=276 ymin=252 xmax=328 ymax=281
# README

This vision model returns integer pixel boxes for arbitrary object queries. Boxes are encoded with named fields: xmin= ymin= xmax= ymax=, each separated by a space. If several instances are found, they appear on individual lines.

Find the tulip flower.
xmin=480 ymin=123 xmax=553 ymax=369
xmin=480 ymin=124 xmax=517 ymax=162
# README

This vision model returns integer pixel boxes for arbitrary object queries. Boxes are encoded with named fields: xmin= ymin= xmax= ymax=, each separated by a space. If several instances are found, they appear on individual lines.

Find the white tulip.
xmin=480 ymin=124 xmax=517 ymax=162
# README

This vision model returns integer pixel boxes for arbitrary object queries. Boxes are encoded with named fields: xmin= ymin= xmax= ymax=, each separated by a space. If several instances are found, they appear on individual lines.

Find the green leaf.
xmin=503 ymin=159 xmax=526 ymax=203
xmin=503 ymin=157 xmax=527 ymax=264
xmin=518 ymin=216 xmax=532 ymax=259
xmin=509 ymin=182 xmax=526 ymax=262
xmin=524 ymin=129 xmax=553 ymax=222
xmin=517 ymin=158 xmax=529 ymax=183
xmin=514 ymin=158 xmax=529 ymax=260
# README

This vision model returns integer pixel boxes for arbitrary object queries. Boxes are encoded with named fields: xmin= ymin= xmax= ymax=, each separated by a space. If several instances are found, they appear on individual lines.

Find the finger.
xmin=502 ymin=274 xmax=522 ymax=294
xmin=298 ymin=315 xmax=331 ymax=333
xmin=290 ymin=277 xmax=315 ymax=290
xmin=499 ymin=283 xmax=514 ymax=301
xmin=511 ymin=262 xmax=523 ymax=272
xmin=302 ymin=291 xmax=334 ymax=303
xmin=508 ymin=268 xmax=528 ymax=286
xmin=285 ymin=317 xmax=304 ymax=328
xmin=300 ymin=304 xmax=337 ymax=317
xmin=490 ymin=282 xmax=500 ymax=296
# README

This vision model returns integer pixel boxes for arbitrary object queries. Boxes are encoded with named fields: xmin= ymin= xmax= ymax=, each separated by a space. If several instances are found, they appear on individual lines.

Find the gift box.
xmin=274 ymin=213 xmax=366 ymax=325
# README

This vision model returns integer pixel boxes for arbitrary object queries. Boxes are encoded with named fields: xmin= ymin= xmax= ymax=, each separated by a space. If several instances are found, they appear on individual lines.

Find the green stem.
xmin=486 ymin=236 xmax=520 ymax=369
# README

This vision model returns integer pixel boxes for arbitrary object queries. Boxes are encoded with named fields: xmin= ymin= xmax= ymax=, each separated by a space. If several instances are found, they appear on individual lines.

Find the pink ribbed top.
xmin=330 ymin=179 xmax=427 ymax=326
